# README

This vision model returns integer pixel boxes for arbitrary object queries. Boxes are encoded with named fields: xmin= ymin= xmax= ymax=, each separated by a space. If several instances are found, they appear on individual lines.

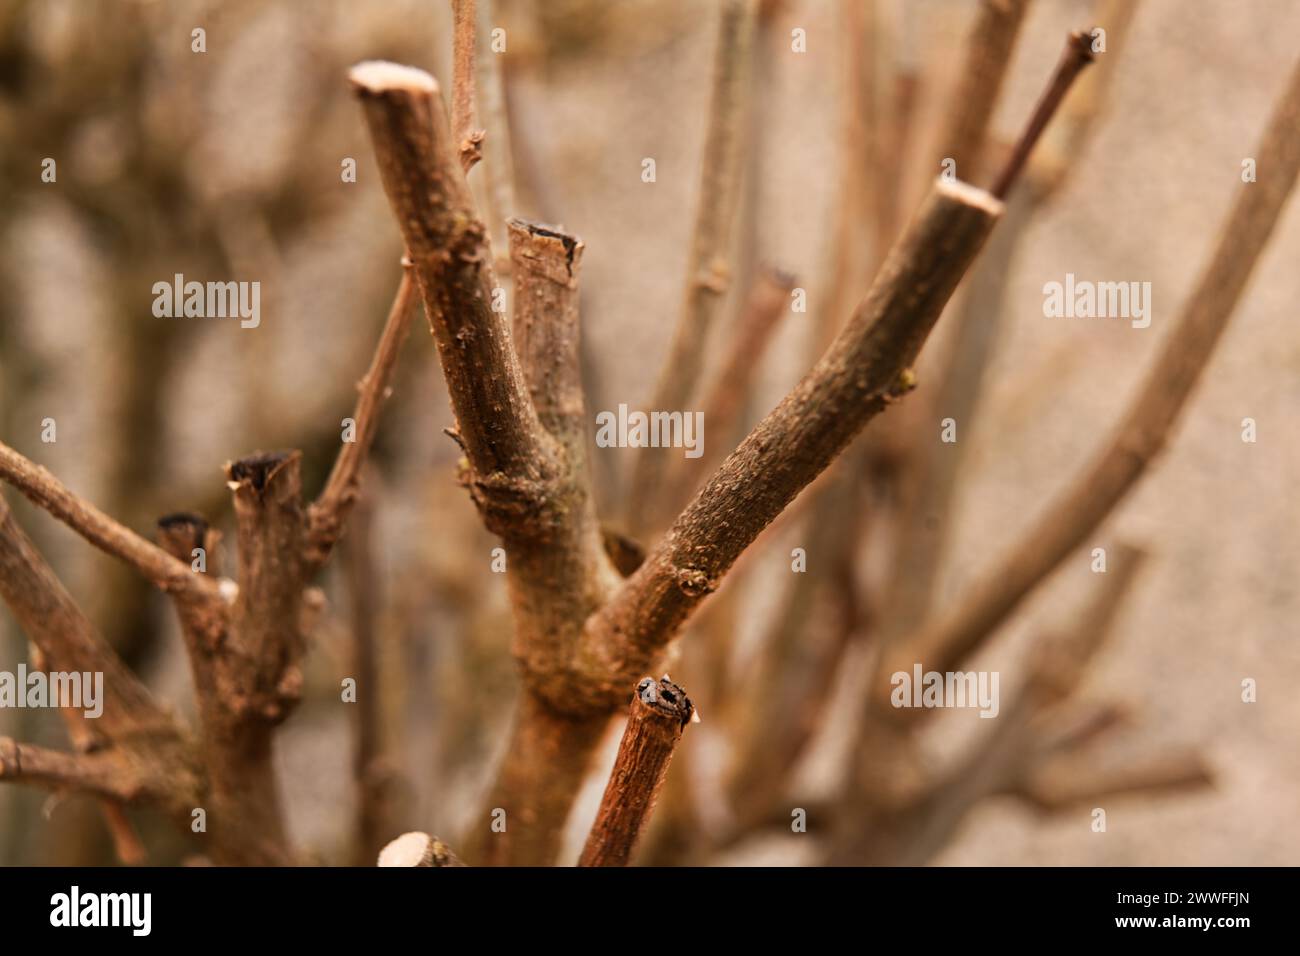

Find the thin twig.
xmin=627 ymin=0 xmax=758 ymax=532
xmin=305 ymin=265 xmax=419 ymax=571
xmin=0 ymin=441 xmax=221 ymax=605
xmin=450 ymin=0 xmax=485 ymax=172
xmin=663 ymin=265 xmax=795 ymax=512
xmin=477 ymin=0 xmax=518 ymax=273
xmin=0 ymin=737 xmax=159 ymax=802
xmin=990 ymin=30 xmax=1096 ymax=199
xmin=578 ymin=677 xmax=694 ymax=867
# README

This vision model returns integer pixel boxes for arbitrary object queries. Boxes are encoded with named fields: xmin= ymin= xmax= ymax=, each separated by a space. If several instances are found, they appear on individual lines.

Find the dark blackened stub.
xmin=637 ymin=675 xmax=694 ymax=728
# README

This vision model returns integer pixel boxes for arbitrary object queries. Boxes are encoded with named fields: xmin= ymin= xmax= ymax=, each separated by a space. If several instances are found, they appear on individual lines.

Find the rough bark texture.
xmin=569 ymin=180 xmax=1003 ymax=715
xmin=579 ymin=677 xmax=693 ymax=867
xmin=350 ymin=61 xmax=557 ymax=535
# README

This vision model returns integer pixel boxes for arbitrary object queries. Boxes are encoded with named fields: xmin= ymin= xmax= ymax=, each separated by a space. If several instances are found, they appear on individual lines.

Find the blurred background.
xmin=0 ymin=0 xmax=1297 ymax=866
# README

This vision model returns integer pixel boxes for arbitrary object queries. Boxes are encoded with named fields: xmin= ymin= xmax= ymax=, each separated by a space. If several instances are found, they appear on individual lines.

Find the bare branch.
xmin=990 ymin=30 xmax=1096 ymax=199
xmin=579 ymin=677 xmax=694 ymax=867
xmin=0 ymin=441 xmax=221 ymax=605
xmin=889 ymin=54 xmax=1300 ymax=687
xmin=226 ymin=451 xmax=307 ymax=723
xmin=627 ymin=0 xmax=758 ymax=528
xmin=1030 ymin=0 xmax=1142 ymax=198
xmin=155 ymin=511 xmax=229 ymax=715
xmin=450 ymin=0 xmax=485 ymax=171
xmin=571 ymin=179 xmax=1003 ymax=713
xmin=0 ymin=737 xmax=158 ymax=803
xmin=305 ymin=266 xmax=419 ymax=571
xmin=350 ymin=60 xmax=557 ymax=536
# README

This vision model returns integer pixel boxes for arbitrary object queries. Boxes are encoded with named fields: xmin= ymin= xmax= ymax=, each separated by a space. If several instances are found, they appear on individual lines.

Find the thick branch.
xmin=495 ymin=219 xmax=619 ymax=694
xmin=568 ymin=179 xmax=1003 ymax=714
xmin=0 ymin=441 xmax=220 ymax=605
xmin=578 ymin=677 xmax=694 ymax=867
xmin=172 ymin=450 xmax=310 ymax=866
xmin=350 ymin=61 xmax=557 ymax=536
xmin=305 ymin=266 xmax=419 ymax=570
xmin=890 ymin=54 xmax=1300 ymax=687
xmin=627 ymin=0 xmax=758 ymax=528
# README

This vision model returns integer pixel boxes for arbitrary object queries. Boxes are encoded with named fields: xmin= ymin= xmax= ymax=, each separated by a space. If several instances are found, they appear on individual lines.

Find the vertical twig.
xmin=627 ymin=0 xmax=758 ymax=532
xmin=450 ymin=0 xmax=485 ymax=172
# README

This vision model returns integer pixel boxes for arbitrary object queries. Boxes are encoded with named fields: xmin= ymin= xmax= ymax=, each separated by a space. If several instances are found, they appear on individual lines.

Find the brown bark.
xmin=350 ymin=61 xmax=558 ymax=536
xmin=569 ymin=179 xmax=1003 ymax=715
xmin=0 ymin=495 xmax=201 ymax=825
xmin=466 ymin=692 xmax=610 ymax=866
xmin=0 ymin=441 xmax=221 ymax=606
xmin=450 ymin=0 xmax=485 ymax=172
xmin=989 ymin=31 xmax=1096 ymax=199
xmin=579 ymin=677 xmax=694 ymax=867
xmin=353 ymin=66 xmax=623 ymax=865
